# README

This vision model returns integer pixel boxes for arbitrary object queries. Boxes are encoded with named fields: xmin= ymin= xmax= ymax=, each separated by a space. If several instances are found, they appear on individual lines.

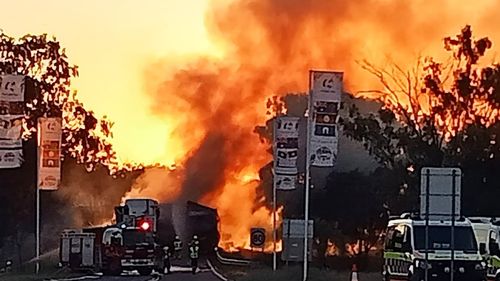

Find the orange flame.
xmin=115 ymin=0 xmax=500 ymax=253
xmin=325 ymin=239 xmax=339 ymax=256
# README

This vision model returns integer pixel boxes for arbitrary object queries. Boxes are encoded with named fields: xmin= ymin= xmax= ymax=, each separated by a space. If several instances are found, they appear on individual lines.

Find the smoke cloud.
xmin=128 ymin=0 xmax=500 ymax=249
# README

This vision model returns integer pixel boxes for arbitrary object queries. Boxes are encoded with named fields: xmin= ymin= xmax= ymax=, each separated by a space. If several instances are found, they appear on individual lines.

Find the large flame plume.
xmin=121 ymin=0 xmax=500 ymax=252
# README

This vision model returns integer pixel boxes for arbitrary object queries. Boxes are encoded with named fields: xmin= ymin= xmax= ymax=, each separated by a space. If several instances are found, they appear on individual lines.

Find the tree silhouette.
xmin=0 ymin=32 xmax=132 ymax=173
xmin=341 ymin=25 xmax=500 ymax=214
xmin=0 ymin=32 xmax=139 ymax=265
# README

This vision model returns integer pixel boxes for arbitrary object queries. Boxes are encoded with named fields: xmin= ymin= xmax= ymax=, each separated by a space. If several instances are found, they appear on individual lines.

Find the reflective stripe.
xmin=485 ymin=255 xmax=500 ymax=277
xmin=384 ymin=252 xmax=412 ymax=277
xmin=189 ymin=246 xmax=199 ymax=259
xmin=174 ymin=241 xmax=182 ymax=250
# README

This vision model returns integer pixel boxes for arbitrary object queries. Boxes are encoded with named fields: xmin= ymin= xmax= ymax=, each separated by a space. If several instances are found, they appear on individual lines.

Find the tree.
xmin=0 ymin=32 xmax=138 ymax=264
xmin=0 ymin=32 xmax=124 ymax=171
xmin=341 ymin=26 xmax=500 ymax=214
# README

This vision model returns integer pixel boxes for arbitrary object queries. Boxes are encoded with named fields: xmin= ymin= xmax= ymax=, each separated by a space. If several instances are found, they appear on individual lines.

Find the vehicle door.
xmin=488 ymin=227 xmax=500 ymax=277
xmin=384 ymin=224 xmax=411 ymax=278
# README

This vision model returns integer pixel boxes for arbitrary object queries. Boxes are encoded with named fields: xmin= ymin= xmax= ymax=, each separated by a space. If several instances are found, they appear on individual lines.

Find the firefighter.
xmin=162 ymin=246 xmax=171 ymax=274
xmin=189 ymin=235 xmax=199 ymax=246
xmin=173 ymin=235 xmax=182 ymax=260
xmin=5 ymin=260 xmax=12 ymax=273
xmin=189 ymin=240 xmax=200 ymax=274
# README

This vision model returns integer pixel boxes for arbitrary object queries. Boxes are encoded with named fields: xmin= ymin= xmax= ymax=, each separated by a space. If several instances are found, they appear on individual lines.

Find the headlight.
xmin=415 ymin=259 xmax=432 ymax=269
xmin=475 ymin=262 xmax=486 ymax=271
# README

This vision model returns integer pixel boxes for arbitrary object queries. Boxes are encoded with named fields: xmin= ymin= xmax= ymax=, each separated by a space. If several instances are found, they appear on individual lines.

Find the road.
xmin=95 ymin=272 xmax=221 ymax=281
xmin=46 ymin=267 xmax=222 ymax=281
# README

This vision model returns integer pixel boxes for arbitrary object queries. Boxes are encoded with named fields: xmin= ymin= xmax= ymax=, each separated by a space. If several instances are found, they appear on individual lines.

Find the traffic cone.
xmin=350 ymin=264 xmax=359 ymax=281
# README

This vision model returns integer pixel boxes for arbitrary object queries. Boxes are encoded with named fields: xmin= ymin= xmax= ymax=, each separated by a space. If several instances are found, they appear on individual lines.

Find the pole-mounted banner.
xmin=273 ymin=116 xmax=299 ymax=190
xmin=308 ymin=71 xmax=342 ymax=167
xmin=37 ymin=117 xmax=62 ymax=190
xmin=0 ymin=75 xmax=25 ymax=169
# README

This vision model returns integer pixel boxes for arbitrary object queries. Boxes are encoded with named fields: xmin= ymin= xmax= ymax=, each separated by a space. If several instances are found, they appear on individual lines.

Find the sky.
xmin=0 ymin=0 xmax=219 ymax=164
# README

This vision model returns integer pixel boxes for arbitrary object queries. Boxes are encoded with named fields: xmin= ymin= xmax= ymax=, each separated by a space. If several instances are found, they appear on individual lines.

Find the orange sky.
xmin=2 ymin=0 xmax=500 ymax=167
xmin=1 ymin=0 xmax=220 ymax=165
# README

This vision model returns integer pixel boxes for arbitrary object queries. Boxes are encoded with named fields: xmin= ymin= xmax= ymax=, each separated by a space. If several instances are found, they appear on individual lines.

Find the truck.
xmin=60 ymin=198 xmax=220 ymax=274
xmin=60 ymin=198 xmax=164 ymax=276
xmin=382 ymin=167 xmax=487 ymax=281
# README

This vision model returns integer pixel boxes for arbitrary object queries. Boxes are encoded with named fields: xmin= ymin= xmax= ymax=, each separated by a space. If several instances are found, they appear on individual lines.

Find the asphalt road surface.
xmin=95 ymin=272 xmax=221 ymax=281
xmin=46 ymin=268 xmax=222 ymax=281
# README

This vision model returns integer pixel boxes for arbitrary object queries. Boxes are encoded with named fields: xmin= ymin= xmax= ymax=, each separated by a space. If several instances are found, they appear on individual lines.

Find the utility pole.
xmin=303 ymin=81 xmax=313 ymax=281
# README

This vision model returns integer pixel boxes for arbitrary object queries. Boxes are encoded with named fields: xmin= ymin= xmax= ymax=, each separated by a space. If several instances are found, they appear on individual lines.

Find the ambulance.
xmin=383 ymin=213 xmax=486 ymax=281
xmin=470 ymin=217 xmax=500 ymax=281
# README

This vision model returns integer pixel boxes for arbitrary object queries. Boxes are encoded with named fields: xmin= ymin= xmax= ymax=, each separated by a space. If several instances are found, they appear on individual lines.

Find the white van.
xmin=470 ymin=217 xmax=500 ymax=280
xmin=383 ymin=214 xmax=486 ymax=281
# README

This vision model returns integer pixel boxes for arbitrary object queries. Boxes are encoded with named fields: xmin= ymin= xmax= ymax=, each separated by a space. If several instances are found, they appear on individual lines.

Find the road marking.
xmin=46 ymin=275 xmax=100 ymax=281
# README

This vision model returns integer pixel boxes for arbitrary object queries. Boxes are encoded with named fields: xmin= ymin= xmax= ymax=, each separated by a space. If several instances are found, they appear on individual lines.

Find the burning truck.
xmin=59 ymin=198 xmax=219 ymax=275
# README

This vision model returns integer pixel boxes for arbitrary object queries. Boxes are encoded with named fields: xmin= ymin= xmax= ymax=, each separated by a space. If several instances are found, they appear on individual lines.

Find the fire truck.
xmin=60 ymin=199 xmax=164 ymax=276
xmin=114 ymin=199 xmax=163 ymax=275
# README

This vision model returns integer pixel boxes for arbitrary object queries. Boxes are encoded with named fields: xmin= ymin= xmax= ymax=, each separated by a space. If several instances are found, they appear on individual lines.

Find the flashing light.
xmin=140 ymin=221 xmax=150 ymax=231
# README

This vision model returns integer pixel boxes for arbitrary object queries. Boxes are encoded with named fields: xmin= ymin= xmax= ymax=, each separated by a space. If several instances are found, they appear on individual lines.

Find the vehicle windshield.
xmin=122 ymin=230 xmax=155 ymax=245
xmin=414 ymin=226 xmax=478 ymax=251
xmin=126 ymin=200 xmax=148 ymax=215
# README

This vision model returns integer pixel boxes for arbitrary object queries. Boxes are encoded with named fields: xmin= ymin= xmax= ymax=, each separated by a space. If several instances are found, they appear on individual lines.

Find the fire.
xmin=345 ymin=243 xmax=360 ymax=257
xmin=325 ymin=239 xmax=339 ymax=256
xmin=97 ymin=0 xmax=500 ymax=253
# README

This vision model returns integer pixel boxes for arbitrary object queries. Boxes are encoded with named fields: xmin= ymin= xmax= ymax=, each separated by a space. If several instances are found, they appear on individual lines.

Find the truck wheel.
xmin=409 ymin=273 xmax=421 ymax=281
xmin=103 ymin=260 xmax=122 ymax=276
xmin=102 ymin=267 xmax=120 ymax=276
xmin=138 ymin=268 xmax=152 ymax=276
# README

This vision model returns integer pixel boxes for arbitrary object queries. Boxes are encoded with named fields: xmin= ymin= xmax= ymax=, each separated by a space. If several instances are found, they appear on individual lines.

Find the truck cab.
xmin=120 ymin=227 xmax=162 ymax=276
xmin=470 ymin=217 xmax=500 ymax=280
xmin=383 ymin=214 xmax=486 ymax=281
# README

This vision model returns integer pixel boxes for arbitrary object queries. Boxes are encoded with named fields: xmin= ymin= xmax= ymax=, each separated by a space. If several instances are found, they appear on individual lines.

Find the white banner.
xmin=0 ymin=75 xmax=25 ymax=169
xmin=0 ymin=115 xmax=23 ymax=140
xmin=310 ymin=138 xmax=338 ymax=167
xmin=311 ymin=71 xmax=342 ymax=101
xmin=309 ymin=71 xmax=342 ymax=167
xmin=276 ymin=117 xmax=299 ymax=138
xmin=38 ymin=117 xmax=62 ymax=190
xmin=274 ymin=174 xmax=297 ymax=191
xmin=0 ymin=139 xmax=22 ymax=168
xmin=274 ymin=116 xmax=299 ymax=190
xmin=0 ymin=75 xmax=25 ymax=102
xmin=276 ymin=148 xmax=298 ymax=169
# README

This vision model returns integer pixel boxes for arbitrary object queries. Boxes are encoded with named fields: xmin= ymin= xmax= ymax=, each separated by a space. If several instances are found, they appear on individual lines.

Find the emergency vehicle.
xmin=470 ymin=217 xmax=500 ymax=281
xmin=382 ymin=167 xmax=486 ymax=281
xmin=60 ymin=198 xmax=164 ymax=275
xmin=383 ymin=213 xmax=486 ymax=281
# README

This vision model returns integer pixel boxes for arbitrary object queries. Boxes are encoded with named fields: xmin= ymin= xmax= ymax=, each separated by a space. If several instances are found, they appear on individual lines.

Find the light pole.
xmin=303 ymin=85 xmax=312 ymax=281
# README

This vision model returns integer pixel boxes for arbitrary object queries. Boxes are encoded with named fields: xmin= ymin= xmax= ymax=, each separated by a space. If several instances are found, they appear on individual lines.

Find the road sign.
xmin=250 ymin=228 xmax=266 ymax=248
xmin=420 ymin=167 xmax=461 ymax=220
xmin=282 ymin=219 xmax=314 ymax=262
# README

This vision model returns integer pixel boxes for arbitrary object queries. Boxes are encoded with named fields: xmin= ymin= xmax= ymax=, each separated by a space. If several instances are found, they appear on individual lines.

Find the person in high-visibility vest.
xmin=162 ymin=246 xmax=171 ymax=274
xmin=189 ymin=240 xmax=200 ymax=274
xmin=5 ymin=260 xmax=12 ymax=273
xmin=173 ymin=235 xmax=182 ymax=260
xmin=189 ymin=235 xmax=199 ymax=246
